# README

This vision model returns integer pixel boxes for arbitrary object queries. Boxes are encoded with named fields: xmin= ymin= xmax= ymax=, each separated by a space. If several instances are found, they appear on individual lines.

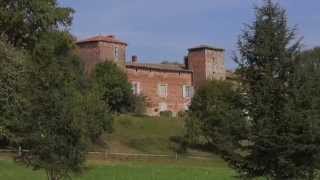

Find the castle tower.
xmin=76 ymin=35 xmax=127 ymax=74
xmin=187 ymin=45 xmax=226 ymax=89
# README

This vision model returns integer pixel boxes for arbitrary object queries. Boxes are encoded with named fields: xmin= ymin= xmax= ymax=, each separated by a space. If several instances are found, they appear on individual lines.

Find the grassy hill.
xmin=0 ymin=115 xmax=237 ymax=180
xmin=100 ymin=115 xmax=186 ymax=154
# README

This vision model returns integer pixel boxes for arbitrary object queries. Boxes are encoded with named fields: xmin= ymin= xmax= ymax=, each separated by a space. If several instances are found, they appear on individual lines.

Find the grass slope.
xmin=104 ymin=115 xmax=186 ymax=154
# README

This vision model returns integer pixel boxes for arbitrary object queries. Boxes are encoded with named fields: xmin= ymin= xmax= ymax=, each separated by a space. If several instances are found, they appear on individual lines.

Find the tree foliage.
xmin=286 ymin=47 xmax=320 ymax=179
xmin=72 ymin=87 xmax=113 ymax=143
xmin=185 ymin=80 xmax=247 ymax=155
xmin=92 ymin=62 xmax=135 ymax=114
xmin=0 ymin=0 xmax=74 ymax=50
xmin=0 ymin=1 xmax=113 ymax=180
xmin=229 ymin=0 xmax=320 ymax=179
xmin=0 ymin=38 xmax=25 ymax=146
xmin=13 ymin=32 xmax=89 ymax=180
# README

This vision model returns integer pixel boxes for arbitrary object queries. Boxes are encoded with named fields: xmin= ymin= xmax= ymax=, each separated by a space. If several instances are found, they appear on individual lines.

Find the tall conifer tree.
xmin=231 ymin=0 xmax=320 ymax=179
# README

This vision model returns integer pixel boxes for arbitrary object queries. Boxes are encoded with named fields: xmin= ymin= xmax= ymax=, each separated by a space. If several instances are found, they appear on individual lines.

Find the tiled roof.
xmin=126 ymin=63 xmax=192 ymax=73
xmin=76 ymin=35 xmax=128 ymax=46
xmin=188 ymin=44 xmax=224 ymax=52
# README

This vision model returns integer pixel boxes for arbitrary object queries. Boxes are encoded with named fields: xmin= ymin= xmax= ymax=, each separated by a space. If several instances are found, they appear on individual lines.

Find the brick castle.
xmin=77 ymin=35 xmax=231 ymax=116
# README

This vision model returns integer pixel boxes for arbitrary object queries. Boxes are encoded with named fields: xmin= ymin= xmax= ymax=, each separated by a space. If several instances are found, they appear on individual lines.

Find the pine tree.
xmin=287 ymin=48 xmax=320 ymax=180
xmin=230 ymin=0 xmax=320 ymax=179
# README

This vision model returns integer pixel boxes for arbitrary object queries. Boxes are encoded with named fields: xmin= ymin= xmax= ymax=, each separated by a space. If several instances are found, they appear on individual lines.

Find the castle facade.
xmin=77 ymin=35 xmax=227 ymax=116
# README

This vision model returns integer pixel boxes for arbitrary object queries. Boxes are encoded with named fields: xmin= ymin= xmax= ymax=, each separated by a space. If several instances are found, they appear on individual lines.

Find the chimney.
xmin=132 ymin=55 xmax=138 ymax=64
xmin=184 ymin=56 xmax=189 ymax=69
xmin=107 ymin=35 xmax=115 ymax=38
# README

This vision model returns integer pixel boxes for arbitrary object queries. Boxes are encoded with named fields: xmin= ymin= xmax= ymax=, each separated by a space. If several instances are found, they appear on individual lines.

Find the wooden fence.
xmin=0 ymin=149 xmax=213 ymax=161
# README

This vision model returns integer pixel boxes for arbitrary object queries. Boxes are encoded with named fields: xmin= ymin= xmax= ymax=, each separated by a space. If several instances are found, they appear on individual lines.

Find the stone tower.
xmin=76 ymin=35 xmax=127 ymax=74
xmin=187 ymin=45 xmax=226 ymax=89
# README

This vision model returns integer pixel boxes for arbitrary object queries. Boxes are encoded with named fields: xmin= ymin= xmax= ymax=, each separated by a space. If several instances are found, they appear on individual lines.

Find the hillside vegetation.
xmin=101 ymin=115 xmax=185 ymax=154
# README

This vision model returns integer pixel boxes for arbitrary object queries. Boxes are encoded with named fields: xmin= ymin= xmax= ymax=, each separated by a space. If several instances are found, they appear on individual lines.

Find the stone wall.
xmin=204 ymin=50 xmax=226 ymax=81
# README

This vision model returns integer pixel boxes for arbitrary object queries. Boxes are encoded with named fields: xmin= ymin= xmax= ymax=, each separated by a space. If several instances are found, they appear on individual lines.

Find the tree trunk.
xmin=46 ymin=169 xmax=62 ymax=180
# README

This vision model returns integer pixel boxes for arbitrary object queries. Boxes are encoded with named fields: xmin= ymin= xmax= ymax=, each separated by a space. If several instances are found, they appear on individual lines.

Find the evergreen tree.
xmin=230 ymin=0 xmax=320 ymax=179
xmin=287 ymin=48 xmax=320 ymax=179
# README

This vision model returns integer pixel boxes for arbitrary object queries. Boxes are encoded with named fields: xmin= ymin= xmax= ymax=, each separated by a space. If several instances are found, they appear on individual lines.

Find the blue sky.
xmin=58 ymin=0 xmax=320 ymax=69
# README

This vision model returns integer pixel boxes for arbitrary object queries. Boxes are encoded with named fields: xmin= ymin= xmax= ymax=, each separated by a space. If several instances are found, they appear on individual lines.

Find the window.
xmin=158 ymin=84 xmax=168 ymax=97
xmin=183 ymin=85 xmax=193 ymax=98
xmin=114 ymin=47 xmax=119 ymax=60
xmin=132 ymin=82 xmax=140 ymax=95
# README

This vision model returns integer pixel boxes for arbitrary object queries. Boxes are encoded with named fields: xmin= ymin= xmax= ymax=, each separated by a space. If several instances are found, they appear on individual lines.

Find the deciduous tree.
xmin=92 ymin=62 xmax=135 ymax=113
xmin=185 ymin=80 xmax=247 ymax=156
xmin=0 ymin=1 xmax=113 ymax=180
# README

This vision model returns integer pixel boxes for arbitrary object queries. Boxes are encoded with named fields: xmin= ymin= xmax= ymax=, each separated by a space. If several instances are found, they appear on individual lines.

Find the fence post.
xmin=104 ymin=149 xmax=108 ymax=160
xmin=18 ymin=146 xmax=22 ymax=157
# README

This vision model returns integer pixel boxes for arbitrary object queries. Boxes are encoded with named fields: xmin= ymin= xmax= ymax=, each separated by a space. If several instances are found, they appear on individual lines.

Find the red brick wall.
xmin=126 ymin=67 xmax=193 ymax=116
xmin=187 ymin=50 xmax=207 ymax=89
xmin=77 ymin=41 xmax=127 ymax=74
xmin=187 ymin=49 xmax=226 ymax=89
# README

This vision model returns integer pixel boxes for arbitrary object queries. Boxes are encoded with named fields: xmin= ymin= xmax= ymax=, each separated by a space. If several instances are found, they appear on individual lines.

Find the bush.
xmin=129 ymin=94 xmax=146 ymax=116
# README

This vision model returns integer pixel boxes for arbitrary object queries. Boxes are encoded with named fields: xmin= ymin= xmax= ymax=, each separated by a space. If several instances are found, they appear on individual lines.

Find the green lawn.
xmin=0 ymin=159 xmax=236 ymax=180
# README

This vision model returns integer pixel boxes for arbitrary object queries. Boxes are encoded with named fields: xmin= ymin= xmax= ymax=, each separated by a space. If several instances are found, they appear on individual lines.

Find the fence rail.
xmin=0 ymin=149 xmax=214 ymax=161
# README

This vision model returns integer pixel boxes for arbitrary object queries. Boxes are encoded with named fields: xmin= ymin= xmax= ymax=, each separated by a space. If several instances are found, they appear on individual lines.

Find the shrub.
xmin=129 ymin=94 xmax=147 ymax=116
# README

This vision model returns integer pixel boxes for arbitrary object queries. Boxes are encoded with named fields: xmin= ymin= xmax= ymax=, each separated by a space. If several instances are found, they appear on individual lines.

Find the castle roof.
xmin=126 ymin=63 xmax=192 ymax=73
xmin=76 ymin=35 xmax=128 ymax=46
xmin=188 ymin=44 xmax=224 ymax=52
